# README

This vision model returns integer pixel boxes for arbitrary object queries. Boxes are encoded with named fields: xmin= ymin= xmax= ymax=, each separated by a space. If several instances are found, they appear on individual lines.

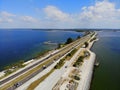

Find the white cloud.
xmin=0 ymin=11 xmax=15 ymax=23
xmin=21 ymin=16 xmax=38 ymax=23
xmin=42 ymin=1 xmax=120 ymax=28
xmin=79 ymin=0 xmax=120 ymax=28
xmin=43 ymin=5 xmax=72 ymax=22
xmin=1 ymin=1 xmax=120 ymax=28
xmin=0 ymin=11 xmax=16 ymax=17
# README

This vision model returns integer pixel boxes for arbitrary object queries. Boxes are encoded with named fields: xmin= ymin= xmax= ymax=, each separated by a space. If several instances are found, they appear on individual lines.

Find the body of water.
xmin=91 ymin=31 xmax=120 ymax=90
xmin=0 ymin=29 xmax=82 ymax=71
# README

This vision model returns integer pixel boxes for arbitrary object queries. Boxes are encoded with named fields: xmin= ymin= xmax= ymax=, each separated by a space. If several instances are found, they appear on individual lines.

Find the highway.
xmin=0 ymin=32 xmax=93 ymax=90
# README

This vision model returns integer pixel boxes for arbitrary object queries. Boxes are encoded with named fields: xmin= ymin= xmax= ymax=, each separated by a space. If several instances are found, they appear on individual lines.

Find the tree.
xmin=77 ymin=35 xmax=81 ymax=39
xmin=57 ymin=43 xmax=61 ymax=48
xmin=84 ymin=42 xmax=89 ymax=48
xmin=65 ymin=37 xmax=73 ymax=44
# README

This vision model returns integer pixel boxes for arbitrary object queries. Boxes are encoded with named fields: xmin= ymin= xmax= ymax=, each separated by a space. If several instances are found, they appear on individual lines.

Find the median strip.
xmin=0 ymin=58 xmax=55 ymax=90
xmin=26 ymin=48 xmax=78 ymax=90
xmin=27 ymin=68 xmax=55 ymax=90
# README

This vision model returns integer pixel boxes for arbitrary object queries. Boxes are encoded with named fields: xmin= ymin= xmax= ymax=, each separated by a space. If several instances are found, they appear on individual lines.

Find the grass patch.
xmin=0 ymin=50 xmax=50 ymax=80
xmin=0 ymin=60 xmax=25 ymax=80
xmin=74 ymin=75 xmax=80 ymax=80
xmin=27 ymin=68 xmax=54 ymax=90
xmin=54 ymin=58 xmax=65 ymax=69
xmin=54 ymin=49 xmax=77 ymax=69
xmin=90 ymin=37 xmax=96 ymax=42
xmin=73 ymin=56 xmax=84 ymax=67
xmin=66 ymin=49 xmax=77 ymax=58
xmin=73 ymin=50 xmax=90 ymax=67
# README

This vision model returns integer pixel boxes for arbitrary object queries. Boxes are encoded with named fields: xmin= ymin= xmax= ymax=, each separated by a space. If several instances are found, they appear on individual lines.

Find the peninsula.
xmin=0 ymin=32 xmax=98 ymax=90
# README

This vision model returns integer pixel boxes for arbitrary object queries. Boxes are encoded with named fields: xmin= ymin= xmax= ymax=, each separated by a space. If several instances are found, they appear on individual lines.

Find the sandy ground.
xmin=35 ymin=48 xmax=82 ymax=90
xmin=54 ymin=35 xmax=97 ymax=90
xmin=77 ymin=36 xmax=97 ymax=90
xmin=77 ymin=50 xmax=96 ymax=90
xmin=57 ymin=41 xmax=96 ymax=90
xmin=0 ymin=71 xmax=5 ymax=78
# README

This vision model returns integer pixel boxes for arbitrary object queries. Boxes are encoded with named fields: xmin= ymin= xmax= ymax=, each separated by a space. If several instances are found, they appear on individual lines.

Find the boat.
xmin=94 ymin=60 xmax=100 ymax=67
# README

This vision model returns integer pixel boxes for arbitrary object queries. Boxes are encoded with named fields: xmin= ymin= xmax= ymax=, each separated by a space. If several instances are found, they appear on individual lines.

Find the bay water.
xmin=91 ymin=31 xmax=120 ymax=90
xmin=0 ymin=29 xmax=82 ymax=71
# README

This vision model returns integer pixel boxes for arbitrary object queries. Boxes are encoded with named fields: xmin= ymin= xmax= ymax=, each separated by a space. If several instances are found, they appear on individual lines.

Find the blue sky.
xmin=0 ymin=0 xmax=120 ymax=28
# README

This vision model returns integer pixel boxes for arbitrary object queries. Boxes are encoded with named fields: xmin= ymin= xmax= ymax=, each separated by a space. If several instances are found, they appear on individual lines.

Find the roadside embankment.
xmin=56 ymin=35 xmax=98 ymax=90
xmin=77 ymin=37 xmax=98 ymax=90
xmin=45 ymin=33 xmax=98 ymax=90
xmin=77 ymin=49 xmax=96 ymax=90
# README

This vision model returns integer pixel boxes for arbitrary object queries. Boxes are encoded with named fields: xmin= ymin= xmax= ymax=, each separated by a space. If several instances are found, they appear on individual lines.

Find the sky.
xmin=0 ymin=0 xmax=120 ymax=29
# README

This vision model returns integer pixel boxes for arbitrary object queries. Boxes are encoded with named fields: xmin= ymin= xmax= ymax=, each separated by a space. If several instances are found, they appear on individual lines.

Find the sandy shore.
xmin=0 ymin=49 xmax=59 ymax=85
xmin=56 ymin=34 xmax=98 ymax=90
xmin=0 ymin=71 xmax=5 ymax=78
xmin=77 ymin=37 xmax=98 ymax=90
xmin=77 ymin=49 xmax=96 ymax=90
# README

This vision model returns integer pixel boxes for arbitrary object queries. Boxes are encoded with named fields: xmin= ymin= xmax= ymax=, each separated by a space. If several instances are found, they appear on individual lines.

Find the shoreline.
xmin=0 ymin=32 xmax=82 ymax=79
xmin=0 ymin=48 xmax=59 ymax=80
xmin=0 ymin=32 xmax=97 ymax=90
xmin=32 ymin=33 xmax=98 ymax=90
xmin=80 ymin=37 xmax=98 ymax=90
xmin=33 ymin=33 xmax=98 ymax=90
xmin=75 ymin=32 xmax=98 ymax=90
xmin=77 ymin=40 xmax=97 ymax=90
xmin=51 ymin=37 xmax=98 ymax=90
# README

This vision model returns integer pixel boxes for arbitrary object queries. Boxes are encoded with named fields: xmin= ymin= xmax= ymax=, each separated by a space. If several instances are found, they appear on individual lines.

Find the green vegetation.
xmin=90 ymin=32 xmax=95 ymax=37
xmin=84 ymin=31 xmax=91 ymax=36
xmin=54 ymin=58 xmax=65 ymax=69
xmin=57 ymin=43 xmax=65 ymax=48
xmin=73 ymin=56 xmax=84 ymax=67
xmin=90 ymin=37 xmax=97 ymax=42
xmin=74 ymin=75 xmax=80 ymax=80
xmin=73 ymin=50 xmax=90 ymax=67
xmin=84 ymin=42 xmax=89 ymax=48
xmin=83 ymin=50 xmax=90 ymax=57
xmin=66 ymin=49 xmax=77 ymax=57
xmin=3 ymin=60 xmax=25 ymax=76
xmin=76 ymin=35 xmax=81 ymax=39
xmin=68 ymin=79 xmax=78 ymax=90
xmin=65 ymin=37 xmax=73 ymax=44
xmin=54 ymin=49 xmax=77 ymax=69
xmin=0 ymin=50 xmax=50 ymax=80
xmin=57 ymin=37 xmax=74 ymax=49
xmin=58 ymin=35 xmax=82 ymax=49
xmin=4 ymin=60 xmax=25 ymax=70
xmin=27 ymin=68 xmax=54 ymax=90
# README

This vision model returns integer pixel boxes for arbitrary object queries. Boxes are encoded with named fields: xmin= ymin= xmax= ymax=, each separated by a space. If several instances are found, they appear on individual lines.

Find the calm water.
xmin=91 ymin=31 xmax=120 ymax=90
xmin=0 ymin=29 xmax=82 ymax=71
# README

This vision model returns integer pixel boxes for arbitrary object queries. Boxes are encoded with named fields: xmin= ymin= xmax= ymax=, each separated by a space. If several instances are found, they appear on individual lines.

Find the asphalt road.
xmin=0 ymin=33 xmax=92 ymax=90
